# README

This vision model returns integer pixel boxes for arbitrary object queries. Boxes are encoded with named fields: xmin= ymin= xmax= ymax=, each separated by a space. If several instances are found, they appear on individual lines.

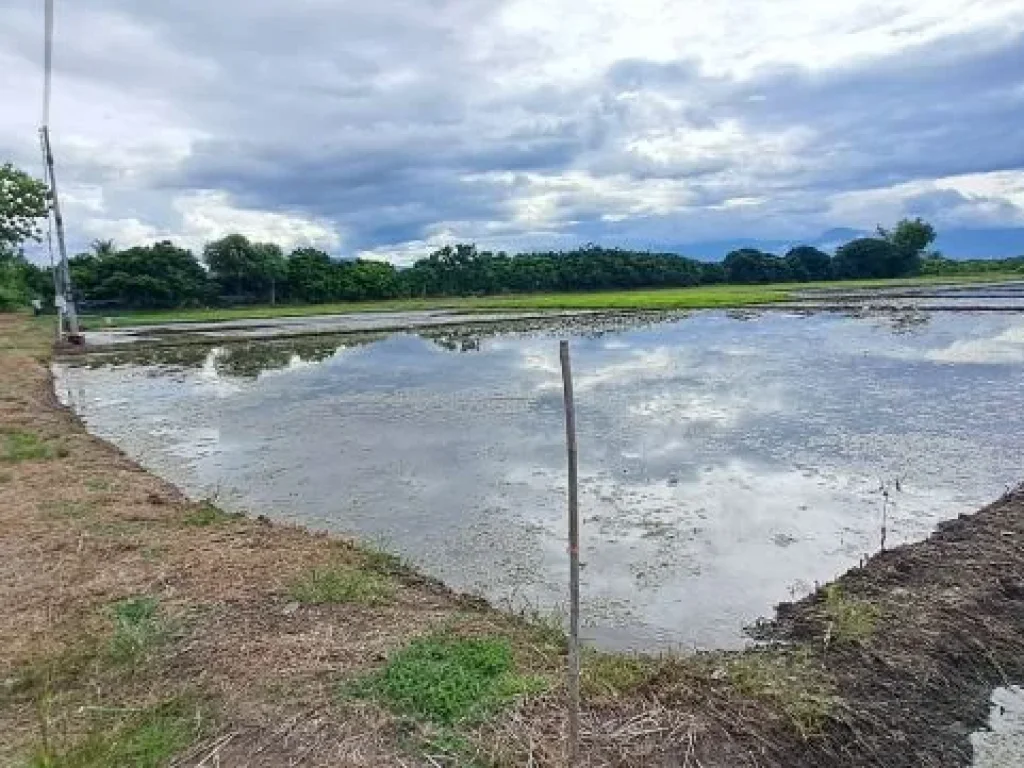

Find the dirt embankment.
xmin=2 ymin=312 xmax=1023 ymax=767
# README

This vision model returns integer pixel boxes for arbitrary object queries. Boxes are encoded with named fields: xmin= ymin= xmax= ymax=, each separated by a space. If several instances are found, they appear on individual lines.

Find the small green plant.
xmin=28 ymin=696 xmax=202 ymax=768
xmin=346 ymin=634 xmax=546 ymax=725
xmin=581 ymin=650 xmax=654 ymax=698
xmin=182 ymin=501 xmax=236 ymax=527
xmin=823 ymin=584 xmax=880 ymax=645
xmin=511 ymin=604 xmax=566 ymax=651
xmin=108 ymin=597 xmax=168 ymax=665
xmin=360 ymin=543 xmax=408 ymax=576
xmin=725 ymin=650 xmax=835 ymax=738
xmin=1 ymin=429 xmax=53 ymax=463
xmin=289 ymin=567 xmax=395 ymax=606
xmin=3 ymin=645 xmax=98 ymax=702
xmin=417 ymin=728 xmax=484 ymax=767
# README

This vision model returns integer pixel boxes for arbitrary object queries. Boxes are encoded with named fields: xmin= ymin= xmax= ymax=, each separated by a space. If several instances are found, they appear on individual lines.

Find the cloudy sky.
xmin=2 ymin=0 xmax=1024 ymax=264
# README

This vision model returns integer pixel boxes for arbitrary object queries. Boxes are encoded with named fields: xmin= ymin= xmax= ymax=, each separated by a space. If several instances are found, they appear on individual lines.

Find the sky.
xmin=2 ymin=0 xmax=1024 ymax=265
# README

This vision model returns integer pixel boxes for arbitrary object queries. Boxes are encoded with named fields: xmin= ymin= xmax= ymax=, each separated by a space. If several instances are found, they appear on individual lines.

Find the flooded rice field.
xmin=55 ymin=305 xmax=1024 ymax=650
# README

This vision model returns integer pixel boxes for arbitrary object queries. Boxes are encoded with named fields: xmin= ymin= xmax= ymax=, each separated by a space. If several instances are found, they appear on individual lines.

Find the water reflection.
xmin=55 ymin=310 xmax=1024 ymax=650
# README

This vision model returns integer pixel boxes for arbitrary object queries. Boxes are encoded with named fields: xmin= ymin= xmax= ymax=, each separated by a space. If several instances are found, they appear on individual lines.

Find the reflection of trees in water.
xmin=214 ymin=337 xmax=347 ymax=377
xmin=723 ymin=309 xmax=761 ymax=322
xmin=419 ymin=313 xmax=688 ymax=353
xmin=81 ymin=345 xmax=211 ymax=370
xmin=72 ymin=311 xmax=688 ymax=371
xmin=73 ymin=334 xmax=385 ymax=378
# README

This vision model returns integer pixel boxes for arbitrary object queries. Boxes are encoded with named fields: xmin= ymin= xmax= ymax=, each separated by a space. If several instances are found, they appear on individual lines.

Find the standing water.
xmin=55 ymin=309 xmax=1024 ymax=650
xmin=973 ymin=687 xmax=1024 ymax=768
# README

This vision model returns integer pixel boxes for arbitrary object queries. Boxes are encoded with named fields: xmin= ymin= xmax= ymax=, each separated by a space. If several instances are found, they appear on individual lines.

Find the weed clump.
xmin=108 ymin=597 xmax=169 ymax=665
xmin=725 ymin=650 xmax=836 ymax=738
xmin=182 ymin=501 xmax=238 ymax=527
xmin=28 ymin=696 xmax=203 ymax=768
xmin=289 ymin=567 xmax=395 ymax=606
xmin=2 ymin=429 xmax=54 ymax=463
xmin=346 ymin=634 xmax=546 ymax=725
xmin=823 ymin=584 xmax=880 ymax=645
xmin=581 ymin=650 xmax=655 ymax=698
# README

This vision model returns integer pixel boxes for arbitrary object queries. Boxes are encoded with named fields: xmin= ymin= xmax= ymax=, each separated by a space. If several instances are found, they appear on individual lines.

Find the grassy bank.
xmin=3 ymin=312 xmax=1024 ymax=766
xmin=81 ymin=272 xmax=1023 ymax=327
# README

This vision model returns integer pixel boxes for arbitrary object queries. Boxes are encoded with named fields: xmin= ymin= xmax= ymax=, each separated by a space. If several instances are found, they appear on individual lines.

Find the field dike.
xmin=2 ymin=312 xmax=1023 ymax=766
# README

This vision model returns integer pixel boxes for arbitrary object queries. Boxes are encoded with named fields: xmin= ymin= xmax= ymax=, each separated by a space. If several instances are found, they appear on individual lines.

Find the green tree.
xmin=723 ymin=248 xmax=792 ymax=284
xmin=784 ymin=246 xmax=832 ymax=282
xmin=286 ymin=248 xmax=335 ymax=303
xmin=876 ymin=217 xmax=934 ymax=276
xmin=832 ymin=238 xmax=900 ymax=279
xmin=253 ymin=242 xmax=287 ymax=304
xmin=1 ymin=163 xmax=49 ymax=256
xmin=73 ymin=241 xmax=210 ymax=308
xmin=203 ymin=234 xmax=257 ymax=298
xmin=0 ymin=163 xmax=50 ymax=309
xmin=203 ymin=234 xmax=286 ymax=302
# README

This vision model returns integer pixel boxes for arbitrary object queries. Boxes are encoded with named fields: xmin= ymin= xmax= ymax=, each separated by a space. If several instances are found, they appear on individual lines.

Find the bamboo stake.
xmin=559 ymin=340 xmax=580 ymax=764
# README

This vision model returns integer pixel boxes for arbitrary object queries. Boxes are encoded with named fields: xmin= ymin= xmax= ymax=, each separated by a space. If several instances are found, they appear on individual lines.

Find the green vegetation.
xmin=346 ymin=634 xmax=546 ymax=725
xmin=108 ymin=597 xmax=170 ymax=666
xmin=0 ymin=163 xmax=50 ymax=311
xmin=80 ymin=270 xmax=1021 ymax=327
xmin=2 ymin=429 xmax=54 ymax=462
xmin=823 ymin=585 xmax=880 ymax=645
xmin=68 ymin=240 xmax=211 ymax=310
xmin=65 ymin=221 xmax=948 ymax=312
xmin=417 ymin=729 xmax=481 ymax=766
xmin=724 ymin=650 xmax=836 ymax=738
xmin=581 ymin=650 xmax=655 ymax=698
xmin=288 ymin=566 xmax=395 ymax=606
xmin=181 ymin=501 xmax=238 ymax=527
xmin=28 ymin=696 xmax=202 ymax=768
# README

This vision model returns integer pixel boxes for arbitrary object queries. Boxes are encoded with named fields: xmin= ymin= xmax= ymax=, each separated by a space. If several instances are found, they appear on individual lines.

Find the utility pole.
xmin=40 ymin=126 xmax=79 ymax=339
xmin=41 ymin=0 xmax=79 ymax=341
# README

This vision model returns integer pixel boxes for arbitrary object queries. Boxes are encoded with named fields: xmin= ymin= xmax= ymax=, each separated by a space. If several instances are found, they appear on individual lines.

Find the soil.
xmin=2 ymin=312 xmax=1023 ymax=766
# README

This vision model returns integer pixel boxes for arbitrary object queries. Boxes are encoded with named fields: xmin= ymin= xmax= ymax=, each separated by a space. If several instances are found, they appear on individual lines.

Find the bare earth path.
xmin=2 ymin=312 xmax=1023 ymax=767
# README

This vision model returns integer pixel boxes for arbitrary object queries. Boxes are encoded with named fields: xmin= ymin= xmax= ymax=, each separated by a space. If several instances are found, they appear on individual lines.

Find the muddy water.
xmin=54 ymin=310 xmax=1024 ymax=650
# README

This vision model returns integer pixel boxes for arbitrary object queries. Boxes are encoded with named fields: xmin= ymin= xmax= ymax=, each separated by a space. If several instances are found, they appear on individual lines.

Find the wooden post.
xmin=559 ymin=340 xmax=581 ymax=764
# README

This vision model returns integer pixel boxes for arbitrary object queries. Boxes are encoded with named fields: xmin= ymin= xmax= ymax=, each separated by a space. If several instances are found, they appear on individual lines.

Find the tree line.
xmin=3 ymin=161 xmax=1022 ymax=312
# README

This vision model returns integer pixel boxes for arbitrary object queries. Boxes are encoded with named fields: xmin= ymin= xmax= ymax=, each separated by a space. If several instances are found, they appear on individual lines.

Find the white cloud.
xmin=81 ymin=217 xmax=162 ymax=246
xmin=493 ymin=0 xmax=1024 ymax=81
xmin=826 ymin=171 xmax=1024 ymax=229
xmin=171 ymin=191 xmax=342 ymax=253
